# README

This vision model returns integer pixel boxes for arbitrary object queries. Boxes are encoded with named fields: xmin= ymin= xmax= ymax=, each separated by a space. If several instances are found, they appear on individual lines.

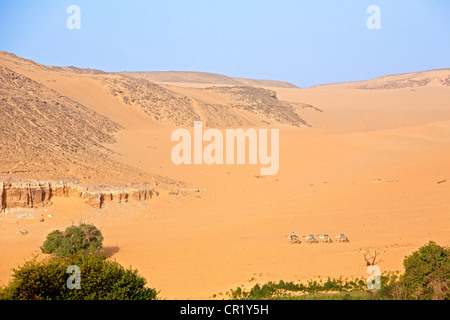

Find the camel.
xmin=302 ymin=234 xmax=318 ymax=244
xmin=333 ymin=234 xmax=349 ymax=243
xmin=290 ymin=235 xmax=301 ymax=244
xmin=317 ymin=234 xmax=332 ymax=243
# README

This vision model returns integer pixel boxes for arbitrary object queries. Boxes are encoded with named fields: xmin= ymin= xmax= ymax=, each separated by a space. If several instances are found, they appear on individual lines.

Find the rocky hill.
xmin=0 ymin=64 xmax=127 ymax=182
xmin=103 ymin=75 xmax=315 ymax=127
xmin=0 ymin=50 xmax=316 ymax=202
xmin=119 ymin=71 xmax=298 ymax=88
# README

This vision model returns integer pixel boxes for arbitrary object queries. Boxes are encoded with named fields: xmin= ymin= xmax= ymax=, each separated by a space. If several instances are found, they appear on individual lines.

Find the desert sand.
xmin=0 ymin=51 xmax=449 ymax=299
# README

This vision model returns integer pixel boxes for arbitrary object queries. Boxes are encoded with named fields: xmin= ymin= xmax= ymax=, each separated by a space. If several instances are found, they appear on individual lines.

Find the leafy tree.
xmin=0 ymin=254 xmax=158 ymax=300
xmin=41 ymin=223 xmax=104 ymax=256
xmin=401 ymin=241 xmax=449 ymax=300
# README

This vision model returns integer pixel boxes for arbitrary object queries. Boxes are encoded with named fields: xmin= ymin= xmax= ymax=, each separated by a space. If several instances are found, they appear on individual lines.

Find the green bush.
xmin=377 ymin=281 xmax=408 ymax=300
xmin=229 ymin=276 xmax=370 ymax=300
xmin=0 ymin=254 xmax=158 ymax=300
xmin=401 ymin=241 xmax=449 ymax=300
xmin=41 ymin=223 xmax=104 ymax=256
xmin=374 ymin=241 xmax=449 ymax=300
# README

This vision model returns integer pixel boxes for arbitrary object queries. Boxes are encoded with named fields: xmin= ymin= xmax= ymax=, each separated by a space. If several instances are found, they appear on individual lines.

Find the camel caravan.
xmin=289 ymin=233 xmax=349 ymax=244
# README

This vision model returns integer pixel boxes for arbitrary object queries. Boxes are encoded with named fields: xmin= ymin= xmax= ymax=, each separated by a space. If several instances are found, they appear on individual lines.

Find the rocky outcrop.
xmin=101 ymin=76 xmax=312 ymax=128
xmin=81 ymin=186 xmax=157 ymax=209
xmin=0 ymin=180 xmax=158 ymax=211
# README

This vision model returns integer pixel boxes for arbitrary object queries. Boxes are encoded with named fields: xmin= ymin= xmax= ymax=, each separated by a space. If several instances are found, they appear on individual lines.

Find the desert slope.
xmin=0 ymin=53 xmax=163 ymax=185
xmin=0 ymin=51 xmax=316 ymax=181
xmin=0 ymin=51 xmax=313 ymax=129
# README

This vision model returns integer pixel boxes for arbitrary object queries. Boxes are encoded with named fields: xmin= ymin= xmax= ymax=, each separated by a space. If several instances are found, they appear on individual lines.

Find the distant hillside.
xmin=0 ymin=51 xmax=170 ymax=184
xmin=0 ymin=63 xmax=130 ymax=183
xmin=312 ymin=69 xmax=450 ymax=89
xmin=119 ymin=71 xmax=299 ymax=88
xmin=48 ymin=65 xmax=106 ymax=74
xmin=0 ymin=51 xmax=317 ymax=183
xmin=101 ymin=76 xmax=311 ymax=127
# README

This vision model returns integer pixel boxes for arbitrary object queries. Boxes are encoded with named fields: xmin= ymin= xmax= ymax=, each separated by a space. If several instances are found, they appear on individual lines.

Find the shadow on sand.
xmin=101 ymin=246 xmax=120 ymax=258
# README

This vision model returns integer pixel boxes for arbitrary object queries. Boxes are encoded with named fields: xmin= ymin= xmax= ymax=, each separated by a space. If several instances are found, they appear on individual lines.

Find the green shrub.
xmin=0 ymin=254 xmax=158 ymax=300
xmin=41 ymin=223 xmax=104 ymax=256
xmin=229 ymin=276 xmax=370 ymax=300
xmin=402 ymin=241 xmax=449 ymax=300
xmin=377 ymin=281 xmax=408 ymax=300
xmin=375 ymin=241 xmax=449 ymax=300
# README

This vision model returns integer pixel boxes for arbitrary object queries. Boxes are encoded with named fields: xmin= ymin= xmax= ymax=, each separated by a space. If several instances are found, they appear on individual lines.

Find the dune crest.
xmin=312 ymin=69 xmax=450 ymax=89
xmin=120 ymin=71 xmax=299 ymax=88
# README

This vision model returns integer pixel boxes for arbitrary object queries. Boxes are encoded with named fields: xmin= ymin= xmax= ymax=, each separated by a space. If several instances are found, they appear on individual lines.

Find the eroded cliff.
xmin=0 ymin=179 xmax=158 ymax=210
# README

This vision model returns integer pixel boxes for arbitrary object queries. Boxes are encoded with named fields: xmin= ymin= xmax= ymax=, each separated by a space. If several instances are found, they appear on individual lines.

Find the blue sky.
xmin=0 ymin=0 xmax=448 ymax=87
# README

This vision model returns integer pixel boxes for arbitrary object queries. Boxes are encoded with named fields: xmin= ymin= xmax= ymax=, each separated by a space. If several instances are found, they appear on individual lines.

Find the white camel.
xmin=333 ymin=234 xmax=349 ymax=243
xmin=317 ymin=234 xmax=332 ymax=243
xmin=302 ymin=234 xmax=318 ymax=244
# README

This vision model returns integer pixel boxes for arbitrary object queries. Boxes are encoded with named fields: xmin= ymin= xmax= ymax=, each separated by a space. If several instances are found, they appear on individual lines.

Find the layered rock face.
xmin=81 ymin=186 xmax=157 ymax=209
xmin=0 ymin=180 xmax=157 ymax=211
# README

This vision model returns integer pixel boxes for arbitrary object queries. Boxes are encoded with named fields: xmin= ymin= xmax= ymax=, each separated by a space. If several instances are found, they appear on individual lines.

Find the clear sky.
xmin=0 ymin=0 xmax=449 ymax=87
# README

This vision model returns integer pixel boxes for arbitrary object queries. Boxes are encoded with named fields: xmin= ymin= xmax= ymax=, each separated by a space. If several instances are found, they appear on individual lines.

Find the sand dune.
xmin=0 ymin=51 xmax=449 ymax=299
xmin=120 ymin=71 xmax=298 ymax=88
xmin=312 ymin=69 xmax=450 ymax=90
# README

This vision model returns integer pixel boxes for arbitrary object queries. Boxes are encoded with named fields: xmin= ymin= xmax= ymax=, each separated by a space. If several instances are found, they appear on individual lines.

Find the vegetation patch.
xmin=40 ymin=223 xmax=104 ymax=256
xmin=0 ymin=223 xmax=158 ymax=300
xmin=226 ymin=241 xmax=449 ymax=300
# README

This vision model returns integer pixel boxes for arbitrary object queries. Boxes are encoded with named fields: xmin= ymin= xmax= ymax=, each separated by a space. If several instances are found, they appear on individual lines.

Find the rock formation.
xmin=0 ymin=179 xmax=158 ymax=211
